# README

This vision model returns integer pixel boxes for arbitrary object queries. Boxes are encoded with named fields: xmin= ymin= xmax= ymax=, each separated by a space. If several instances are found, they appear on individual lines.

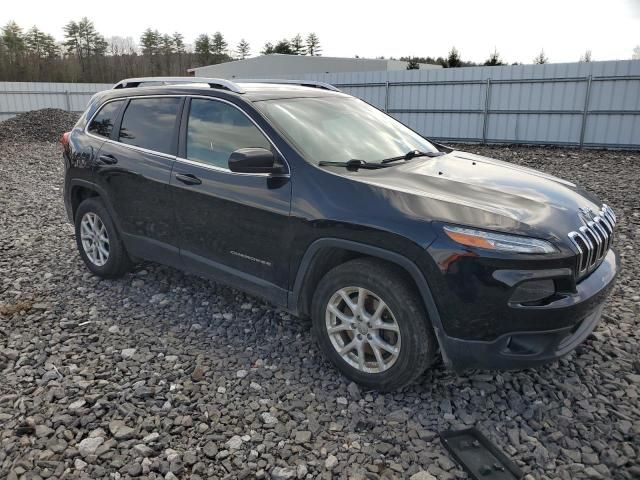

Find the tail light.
xmin=60 ymin=131 xmax=71 ymax=148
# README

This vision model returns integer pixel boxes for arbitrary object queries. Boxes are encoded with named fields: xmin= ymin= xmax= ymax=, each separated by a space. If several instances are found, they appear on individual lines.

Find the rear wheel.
xmin=74 ymin=197 xmax=132 ymax=278
xmin=311 ymin=258 xmax=437 ymax=391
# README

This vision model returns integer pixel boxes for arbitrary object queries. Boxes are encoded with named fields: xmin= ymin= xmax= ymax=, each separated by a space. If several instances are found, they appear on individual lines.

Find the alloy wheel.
xmin=325 ymin=286 xmax=401 ymax=373
xmin=80 ymin=212 xmax=110 ymax=267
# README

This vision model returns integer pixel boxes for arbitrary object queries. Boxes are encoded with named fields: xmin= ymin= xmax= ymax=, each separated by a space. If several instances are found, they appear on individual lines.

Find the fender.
xmin=288 ymin=237 xmax=451 ymax=366
xmin=67 ymin=179 xmax=123 ymax=231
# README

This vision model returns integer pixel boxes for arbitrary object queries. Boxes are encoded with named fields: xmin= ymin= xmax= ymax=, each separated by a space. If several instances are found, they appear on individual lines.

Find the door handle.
xmin=175 ymin=173 xmax=202 ymax=186
xmin=98 ymin=154 xmax=118 ymax=165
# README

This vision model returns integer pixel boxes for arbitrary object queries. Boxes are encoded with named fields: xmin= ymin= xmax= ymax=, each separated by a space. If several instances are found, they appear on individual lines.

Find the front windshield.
xmin=255 ymin=96 xmax=438 ymax=164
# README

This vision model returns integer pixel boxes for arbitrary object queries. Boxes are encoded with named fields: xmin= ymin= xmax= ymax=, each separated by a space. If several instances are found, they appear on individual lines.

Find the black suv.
xmin=62 ymin=77 xmax=620 ymax=390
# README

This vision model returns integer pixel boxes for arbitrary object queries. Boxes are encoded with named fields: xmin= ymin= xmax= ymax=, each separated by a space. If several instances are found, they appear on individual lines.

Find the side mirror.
xmin=228 ymin=148 xmax=278 ymax=174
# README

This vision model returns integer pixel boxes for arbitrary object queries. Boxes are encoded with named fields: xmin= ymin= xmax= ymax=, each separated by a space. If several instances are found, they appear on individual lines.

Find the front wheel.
xmin=311 ymin=258 xmax=437 ymax=391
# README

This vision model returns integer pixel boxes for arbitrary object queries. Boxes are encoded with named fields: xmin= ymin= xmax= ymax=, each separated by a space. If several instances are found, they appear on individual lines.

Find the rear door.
xmin=93 ymin=96 xmax=184 ymax=266
xmin=171 ymin=96 xmax=292 ymax=304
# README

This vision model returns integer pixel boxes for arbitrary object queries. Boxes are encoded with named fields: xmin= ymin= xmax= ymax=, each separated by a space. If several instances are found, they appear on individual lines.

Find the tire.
xmin=74 ymin=197 xmax=132 ymax=279
xmin=311 ymin=257 xmax=437 ymax=391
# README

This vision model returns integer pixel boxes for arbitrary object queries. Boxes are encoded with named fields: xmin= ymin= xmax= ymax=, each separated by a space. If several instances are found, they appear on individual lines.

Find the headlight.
xmin=443 ymin=225 xmax=557 ymax=254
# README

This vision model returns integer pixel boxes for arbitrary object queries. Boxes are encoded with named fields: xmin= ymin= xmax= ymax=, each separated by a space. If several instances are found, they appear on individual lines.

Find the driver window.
xmin=186 ymin=98 xmax=271 ymax=169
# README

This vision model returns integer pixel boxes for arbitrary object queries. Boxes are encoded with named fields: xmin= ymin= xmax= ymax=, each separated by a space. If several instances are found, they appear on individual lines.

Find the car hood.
xmin=351 ymin=150 xmax=603 ymax=241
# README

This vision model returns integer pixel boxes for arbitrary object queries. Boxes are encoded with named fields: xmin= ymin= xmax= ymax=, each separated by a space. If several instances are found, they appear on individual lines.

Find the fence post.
xmin=482 ymin=78 xmax=492 ymax=144
xmin=64 ymin=90 xmax=71 ymax=111
xmin=579 ymin=75 xmax=592 ymax=149
xmin=384 ymin=80 xmax=390 ymax=112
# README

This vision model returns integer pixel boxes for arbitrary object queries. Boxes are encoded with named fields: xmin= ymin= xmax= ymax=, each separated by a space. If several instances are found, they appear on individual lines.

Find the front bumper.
xmin=439 ymin=248 xmax=619 ymax=371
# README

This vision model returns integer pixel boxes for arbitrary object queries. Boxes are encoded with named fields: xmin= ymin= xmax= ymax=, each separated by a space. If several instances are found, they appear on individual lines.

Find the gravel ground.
xmin=1 ymin=132 xmax=639 ymax=480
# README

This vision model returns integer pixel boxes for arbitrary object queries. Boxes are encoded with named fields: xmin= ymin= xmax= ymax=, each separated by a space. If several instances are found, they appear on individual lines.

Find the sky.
xmin=3 ymin=0 xmax=640 ymax=64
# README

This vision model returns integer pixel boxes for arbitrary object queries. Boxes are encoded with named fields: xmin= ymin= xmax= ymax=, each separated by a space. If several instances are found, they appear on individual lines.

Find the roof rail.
xmin=234 ymin=79 xmax=341 ymax=92
xmin=112 ymin=77 xmax=245 ymax=94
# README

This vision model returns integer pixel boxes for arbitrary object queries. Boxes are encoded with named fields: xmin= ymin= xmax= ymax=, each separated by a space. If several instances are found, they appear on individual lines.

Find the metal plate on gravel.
xmin=440 ymin=428 xmax=523 ymax=480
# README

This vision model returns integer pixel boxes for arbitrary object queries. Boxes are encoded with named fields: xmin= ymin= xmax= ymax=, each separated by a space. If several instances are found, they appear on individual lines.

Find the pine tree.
xmin=447 ymin=47 xmax=461 ymax=67
xmin=290 ymin=34 xmax=306 ymax=55
xmin=406 ymin=58 xmax=419 ymax=70
xmin=172 ymin=33 xmax=186 ymax=54
xmin=533 ymin=49 xmax=548 ymax=64
xmin=63 ymin=18 xmax=107 ymax=60
xmin=160 ymin=34 xmax=175 ymax=55
xmin=483 ymin=48 xmax=504 ymax=66
xmin=2 ymin=21 xmax=25 ymax=64
xmin=211 ymin=32 xmax=227 ymax=55
xmin=194 ymin=34 xmax=212 ymax=64
xmin=261 ymin=42 xmax=275 ymax=55
xmin=140 ymin=29 xmax=160 ymax=56
xmin=273 ymin=39 xmax=293 ymax=54
xmin=236 ymin=39 xmax=250 ymax=59
xmin=306 ymin=33 xmax=321 ymax=56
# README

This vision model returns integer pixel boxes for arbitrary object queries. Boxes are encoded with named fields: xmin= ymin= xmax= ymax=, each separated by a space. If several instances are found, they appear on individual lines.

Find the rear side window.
xmin=186 ymin=98 xmax=271 ymax=169
xmin=88 ymin=100 xmax=123 ymax=138
xmin=119 ymin=97 xmax=181 ymax=155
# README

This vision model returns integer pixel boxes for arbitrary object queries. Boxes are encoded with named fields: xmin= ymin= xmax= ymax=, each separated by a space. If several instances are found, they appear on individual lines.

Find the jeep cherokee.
xmin=61 ymin=77 xmax=620 ymax=390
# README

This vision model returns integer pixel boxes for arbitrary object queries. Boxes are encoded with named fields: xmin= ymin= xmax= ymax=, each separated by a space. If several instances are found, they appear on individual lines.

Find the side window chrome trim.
xmin=83 ymin=94 xmax=291 ymax=177
xmin=174 ymin=156 xmax=289 ymax=178
xmin=100 ymin=137 xmax=176 ymax=160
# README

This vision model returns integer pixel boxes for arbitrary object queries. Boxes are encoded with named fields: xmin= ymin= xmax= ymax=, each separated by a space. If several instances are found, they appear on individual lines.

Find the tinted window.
xmin=88 ymin=100 xmax=123 ymax=138
xmin=119 ymin=97 xmax=181 ymax=154
xmin=187 ymin=99 xmax=271 ymax=169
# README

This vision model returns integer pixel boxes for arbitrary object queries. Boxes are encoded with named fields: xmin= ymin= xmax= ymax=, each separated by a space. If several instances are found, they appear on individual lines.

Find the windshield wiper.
xmin=381 ymin=150 xmax=445 ymax=164
xmin=318 ymin=159 xmax=390 ymax=171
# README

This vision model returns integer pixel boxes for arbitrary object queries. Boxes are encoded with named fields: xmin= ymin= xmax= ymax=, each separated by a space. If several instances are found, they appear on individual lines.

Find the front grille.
xmin=568 ymin=204 xmax=616 ymax=278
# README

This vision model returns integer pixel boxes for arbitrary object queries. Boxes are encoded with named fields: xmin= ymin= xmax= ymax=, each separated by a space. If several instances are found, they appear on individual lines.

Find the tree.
xmin=236 ymin=39 xmax=250 ymax=59
xmin=484 ymin=48 xmax=504 ymax=66
xmin=290 ymin=34 xmax=306 ymax=55
xmin=160 ymin=34 xmax=175 ymax=56
xmin=1 ymin=21 xmax=25 ymax=64
xmin=261 ymin=42 xmax=275 ymax=55
xmin=62 ymin=17 xmax=107 ymax=78
xmin=140 ymin=29 xmax=160 ymax=56
xmin=306 ymin=33 xmax=321 ymax=56
xmin=406 ymin=57 xmax=420 ymax=70
xmin=172 ymin=33 xmax=185 ymax=54
xmin=273 ymin=39 xmax=293 ymax=54
xmin=533 ymin=49 xmax=548 ymax=64
xmin=447 ymin=47 xmax=461 ymax=67
xmin=580 ymin=50 xmax=592 ymax=62
xmin=63 ymin=18 xmax=106 ymax=59
xmin=194 ymin=34 xmax=212 ymax=64
xmin=107 ymin=36 xmax=136 ymax=56
xmin=25 ymin=27 xmax=57 ymax=59
xmin=211 ymin=32 xmax=227 ymax=55
xmin=634 ymin=45 xmax=640 ymax=60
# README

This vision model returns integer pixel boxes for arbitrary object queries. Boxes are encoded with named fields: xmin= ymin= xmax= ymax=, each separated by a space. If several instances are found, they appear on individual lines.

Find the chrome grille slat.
xmin=568 ymin=204 xmax=616 ymax=278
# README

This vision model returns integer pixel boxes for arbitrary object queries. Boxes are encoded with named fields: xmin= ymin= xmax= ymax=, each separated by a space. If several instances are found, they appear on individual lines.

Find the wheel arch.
xmin=68 ymin=180 xmax=119 ymax=227
xmin=289 ymin=238 xmax=448 ymax=362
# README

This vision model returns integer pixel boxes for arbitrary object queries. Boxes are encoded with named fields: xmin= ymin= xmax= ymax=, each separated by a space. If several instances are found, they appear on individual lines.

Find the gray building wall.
xmin=188 ymin=54 xmax=439 ymax=78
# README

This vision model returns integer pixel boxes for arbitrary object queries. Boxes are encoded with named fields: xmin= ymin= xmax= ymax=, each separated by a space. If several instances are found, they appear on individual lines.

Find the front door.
xmin=171 ymin=97 xmax=292 ymax=304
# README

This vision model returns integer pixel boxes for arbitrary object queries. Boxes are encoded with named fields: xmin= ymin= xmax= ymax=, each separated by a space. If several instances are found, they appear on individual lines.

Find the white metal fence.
xmin=1 ymin=59 xmax=639 ymax=148
xmin=0 ymin=82 xmax=112 ymax=122
xmin=285 ymin=60 xmax=640 ymax=149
